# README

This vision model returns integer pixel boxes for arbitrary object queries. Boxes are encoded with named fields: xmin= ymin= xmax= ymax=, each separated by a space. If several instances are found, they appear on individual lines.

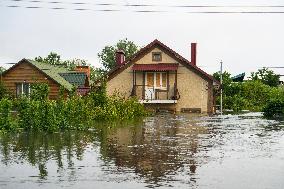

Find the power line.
xmin=3 ymin=5 xmax=284 ymax=13
xmin=4 ymin=0 xmax=284 ymax=8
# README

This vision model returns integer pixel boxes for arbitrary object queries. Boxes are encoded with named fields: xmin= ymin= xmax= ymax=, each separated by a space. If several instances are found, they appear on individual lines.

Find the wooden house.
xmin=0 ymin=59 xmax=91 ymax=99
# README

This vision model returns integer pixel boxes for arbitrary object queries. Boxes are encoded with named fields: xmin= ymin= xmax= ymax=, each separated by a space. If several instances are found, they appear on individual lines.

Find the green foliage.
xmin=213 ymin=71 xmax=232 ymax=91
xmin=90 ymin=67 xmax=107 ymax=82
xmin=0 ymin=88 xmax=147 ymax=132
xmin=0 ymin=98 xmax=15 ymax=130
xmin=98 ymin=38 xmax=139 ymax=71
xmin=35 ymin=52 xmax=88 ymax=71
xmin=30 ymin=83 xmax=49 ymax=100
xmin=250 ymin=68 xmax=280 ymax=87
xmin=263 ymin=99 xmax=284 ymax=118
xmin=0 ymin=82 xmax=10 ymax=99
xmin=0 ymin=66 xmax=5 ymax=74
xmin=213 ymin=70 xmax=284 ymax=112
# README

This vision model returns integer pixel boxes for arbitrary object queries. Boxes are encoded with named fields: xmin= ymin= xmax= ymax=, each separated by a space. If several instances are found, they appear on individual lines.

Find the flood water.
xmin=0 ymin=112 xmax=284 ymax=189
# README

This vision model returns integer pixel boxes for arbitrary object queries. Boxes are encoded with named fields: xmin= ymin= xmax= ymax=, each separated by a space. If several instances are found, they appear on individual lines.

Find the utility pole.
xmin=220 ymin=60 xmax=223 ymax=116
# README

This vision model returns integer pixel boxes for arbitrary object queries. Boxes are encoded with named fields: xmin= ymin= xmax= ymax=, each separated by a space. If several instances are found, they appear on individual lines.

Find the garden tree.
xmin=35 ymin=52 xmax=87 ymax=70
xmin=98 ymin=38 xmax=139 ymax=71
xmin=250 ymin=67 xmax=280 ymax=87
xmin=213 ymin=71 xmax=233 ymax=95
xmin=0 ymin=66 xmax=5 ymax=74
xmin=90 ymin=67 xmax=106 ymax=81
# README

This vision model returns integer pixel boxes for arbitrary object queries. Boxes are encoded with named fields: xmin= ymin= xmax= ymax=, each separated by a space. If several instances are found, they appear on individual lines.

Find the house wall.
xmin=135 ymin=47 xmax=177 ymax=64
xmin=176 ymin=65 xmax=210 ymax=113
xmin=106 ymin=66 xmax=133 ymax=97
xmin=106 ymin=47 xmax=213 ymax=113
xmin=1 ymin=62 xmax=62 ymax=99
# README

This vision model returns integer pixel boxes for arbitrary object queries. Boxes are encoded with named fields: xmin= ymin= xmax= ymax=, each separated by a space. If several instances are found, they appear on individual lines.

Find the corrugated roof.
xmin=26 ymin=59 xmax=75 ymax=91
xmin=132 ymin=63 xmax=179 ymax=71
xmin=59 ymin=72 xmax=86 ymax=87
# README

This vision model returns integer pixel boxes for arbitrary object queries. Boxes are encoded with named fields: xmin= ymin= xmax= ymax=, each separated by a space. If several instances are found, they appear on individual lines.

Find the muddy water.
xmin=0 ymin=112 xmax=283 ymax=189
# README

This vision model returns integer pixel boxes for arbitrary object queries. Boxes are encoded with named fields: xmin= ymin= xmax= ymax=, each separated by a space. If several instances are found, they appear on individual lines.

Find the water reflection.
xmin=0 ymin=112 xmax=284 ymax=188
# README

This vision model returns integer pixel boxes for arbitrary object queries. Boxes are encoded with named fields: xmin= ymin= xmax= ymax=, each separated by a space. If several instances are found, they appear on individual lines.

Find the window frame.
xmin=16 ymin=82 xmax=31 ymax=97
xmin=145 ymin=72 xmax=167 ymax=90
xmin=152 ymin=52 xmax=162 ymax=62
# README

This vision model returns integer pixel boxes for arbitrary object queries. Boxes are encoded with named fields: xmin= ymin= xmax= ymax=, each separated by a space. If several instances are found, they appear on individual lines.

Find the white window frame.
xmin=145 ymin=72 xmax=167 ymax=90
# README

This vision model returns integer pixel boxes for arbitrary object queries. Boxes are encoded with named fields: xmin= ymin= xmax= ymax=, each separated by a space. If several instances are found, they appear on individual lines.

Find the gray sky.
xmin=1 ymin=0 xmax=284 ymax=79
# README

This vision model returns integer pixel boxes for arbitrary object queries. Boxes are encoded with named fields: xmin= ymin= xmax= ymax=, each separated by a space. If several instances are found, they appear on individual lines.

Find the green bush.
xmin=0 ymin=98 xmax=15 ymax=130
xmin=1 ymin=89 xmax=147 ymax=132
xmin=30 ymin=83 xmax=49 ymax=100
xmin=263 ymin=99 xmax=284 ymax=118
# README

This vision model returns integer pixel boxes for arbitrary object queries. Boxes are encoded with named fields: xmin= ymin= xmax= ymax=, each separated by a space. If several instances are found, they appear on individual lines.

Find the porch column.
xmin=174 ymin=70 xmax=177 ymax=97
xmin=142 ymin=72 xmax=145 ymax=99
xmin=134 ymin=70 xmax=137 ymax=95
xmin=167 ymin=71 xmax=169 ymax=99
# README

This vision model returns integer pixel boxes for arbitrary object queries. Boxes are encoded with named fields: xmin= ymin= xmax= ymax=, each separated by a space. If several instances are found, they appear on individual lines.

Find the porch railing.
xmin=131 ymin=84 xmax=180 ymax=100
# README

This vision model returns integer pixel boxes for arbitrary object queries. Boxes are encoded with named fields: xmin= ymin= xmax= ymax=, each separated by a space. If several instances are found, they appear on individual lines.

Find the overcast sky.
xmin=1 ymin=0 xmax=284 ymax=78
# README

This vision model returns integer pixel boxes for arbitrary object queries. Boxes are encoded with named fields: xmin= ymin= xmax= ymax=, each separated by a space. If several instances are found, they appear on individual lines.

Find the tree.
xmin=213 ymin=71 xmax=233 ymax=95
xmin=0 ymin=66 xmax=5 ymax=74
xmin=250 ymin=68 xmax=280 ymax=87
xmin=35 ymin=52 xmax=87 ymax=70
xmin=98 ymin=38 xmax=139 ymax=71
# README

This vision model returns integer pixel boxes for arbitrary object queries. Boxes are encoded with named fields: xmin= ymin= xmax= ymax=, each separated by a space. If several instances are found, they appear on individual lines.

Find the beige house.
xmin=106 ymin=39 xmax=219 ymax=113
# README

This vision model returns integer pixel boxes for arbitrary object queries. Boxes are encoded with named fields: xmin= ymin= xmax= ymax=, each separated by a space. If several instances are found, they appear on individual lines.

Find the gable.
xmin=134 ymin=47 xmax=177 ymax=65
xmin=2 ymin=59 xmax=74 ymax=91
xmin=1 ymin=61 xmax=60 ymax=88
xmin=107 ymin=39 xmax=219 ymax=84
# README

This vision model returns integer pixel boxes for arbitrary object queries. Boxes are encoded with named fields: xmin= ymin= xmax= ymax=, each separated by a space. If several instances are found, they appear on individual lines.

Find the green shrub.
xmin=30 ymin=83 xmax=49 ymax=100
xmin=0 ymin=98 xmax=16 ymax=130
xmin=263 ymin=99 xmax=284 ymax=118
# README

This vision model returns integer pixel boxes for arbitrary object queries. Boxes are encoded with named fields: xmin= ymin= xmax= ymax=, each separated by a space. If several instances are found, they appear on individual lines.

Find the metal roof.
xmin=59 ymin=72 xmax=87 ymax=87
xmin=132 ymin=63 xmax=179 ymax=71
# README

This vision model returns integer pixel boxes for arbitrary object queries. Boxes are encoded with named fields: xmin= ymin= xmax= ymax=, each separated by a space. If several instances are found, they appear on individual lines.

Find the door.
xmin=145 ymin=72 xmax=155 ymax=100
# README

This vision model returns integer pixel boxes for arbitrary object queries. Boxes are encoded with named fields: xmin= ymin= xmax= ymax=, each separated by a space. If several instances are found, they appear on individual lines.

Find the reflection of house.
xmin=100 ymin=114 xmax=207 ymax=184
xmin=1 ymin=59 xmax=90 ymax=99
xmin=106 ymin=39 xmax=219 ymax=113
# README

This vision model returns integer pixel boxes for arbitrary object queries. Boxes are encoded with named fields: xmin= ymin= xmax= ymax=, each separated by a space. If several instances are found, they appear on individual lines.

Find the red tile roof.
xmin=132 ymin=63 xmax=179 ymax=71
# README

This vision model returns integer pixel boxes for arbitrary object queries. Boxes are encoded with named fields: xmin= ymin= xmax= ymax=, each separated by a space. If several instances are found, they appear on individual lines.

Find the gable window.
xmin=152 ymin=52 xmax=162 ymax=62
xmin=16 ymin=83 xmax=31 ymax=97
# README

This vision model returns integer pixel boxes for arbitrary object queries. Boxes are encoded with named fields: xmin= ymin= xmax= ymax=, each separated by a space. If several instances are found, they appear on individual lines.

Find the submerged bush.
xmin=263 ymin=99 xmax=284 ymax=118
xmin=0 ymin=98 xmax=15 ymax=130
xmin=0 ymin=88 xmax=147 ymax=131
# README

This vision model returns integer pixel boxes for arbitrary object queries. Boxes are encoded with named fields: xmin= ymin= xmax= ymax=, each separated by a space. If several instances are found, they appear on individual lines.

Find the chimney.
xmin=116 ymin=50 xmax=125 ymax=67
xmin=75 ymin=66 xmax=91 ymax=80
xmin=191 ymin=43 xmax=197 ymax=66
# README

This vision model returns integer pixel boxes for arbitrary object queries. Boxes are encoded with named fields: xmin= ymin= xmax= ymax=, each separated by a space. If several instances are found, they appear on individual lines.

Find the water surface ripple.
xmin=0 ymin=112 xmax=283 ymax=188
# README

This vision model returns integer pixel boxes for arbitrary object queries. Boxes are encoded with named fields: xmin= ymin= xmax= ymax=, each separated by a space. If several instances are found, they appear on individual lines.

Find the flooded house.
xmin=106 ymin=39 xmax=219 ymax=113
xmin=0 ymin=59 xmax=91 ymax=99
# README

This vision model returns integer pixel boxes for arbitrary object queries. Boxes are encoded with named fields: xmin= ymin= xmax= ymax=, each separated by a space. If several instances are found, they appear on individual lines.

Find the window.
xmin=152 ymin=52 xmax=162 ymax=61
xmin=16 ymin=83 xmax=30 ymax=97
xmin=146 ymin=72 xmax=167 ymax=89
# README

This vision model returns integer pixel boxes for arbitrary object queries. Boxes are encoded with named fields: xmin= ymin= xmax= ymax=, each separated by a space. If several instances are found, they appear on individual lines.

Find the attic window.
xmin=152 ymin=52 xmax=162 ymax=62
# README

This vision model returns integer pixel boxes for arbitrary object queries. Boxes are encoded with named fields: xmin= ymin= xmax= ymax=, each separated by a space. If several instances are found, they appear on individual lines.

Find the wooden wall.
xmin=1 ymin=61 xmax=62 ymax=99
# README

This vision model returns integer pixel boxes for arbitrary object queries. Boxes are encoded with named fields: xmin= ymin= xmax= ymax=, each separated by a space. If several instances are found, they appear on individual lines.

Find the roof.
xmin=107 ymin=39 xmax=219 ymax=84
xmin=132 ymin=63 xmax=179 ymax=71
xmin=1 ymin=59 xmax=87 ymax=91
xmin=231 ymin=72 xmax=245 ymax=82
xmin=59 ymin=72 xmax=87 ymax=87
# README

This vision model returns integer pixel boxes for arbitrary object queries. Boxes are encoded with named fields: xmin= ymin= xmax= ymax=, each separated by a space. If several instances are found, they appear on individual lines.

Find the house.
xmin=106 ymin=39 xmax=219 ymax=113
xmin=0 ymin=59 xmax=91 ymax=99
